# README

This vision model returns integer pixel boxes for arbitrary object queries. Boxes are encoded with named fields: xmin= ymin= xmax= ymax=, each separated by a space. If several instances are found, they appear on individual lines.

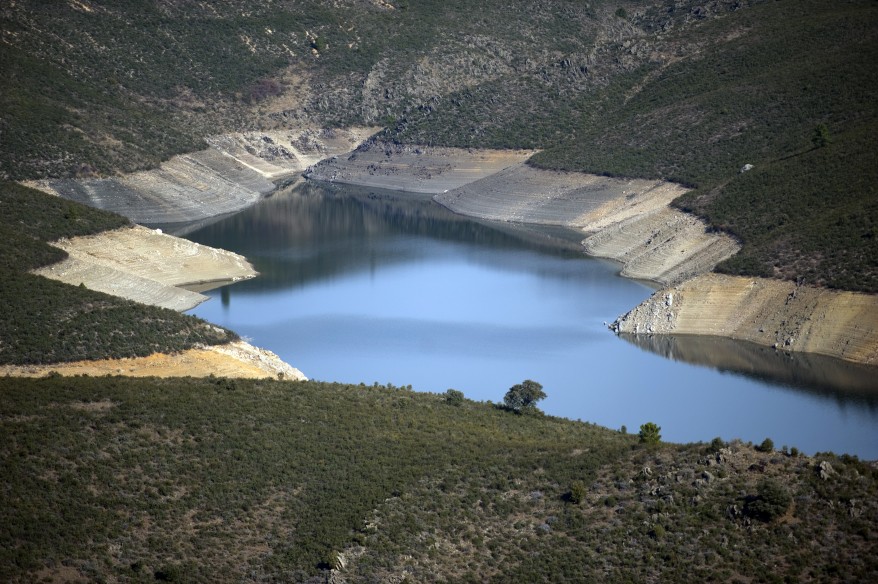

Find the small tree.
xmin=812 ymin=124 xmax=831 ymax=148
xmin=639 ymin=422 xmax=661 ymax=445
xmin=756 ymin=437 xmax=774 ymax=453
xmin=444 ymin=388 xmax=465 ymax=406
xmin=503 ymin=379 xmax=546 ymax=414
xmin=568 ymin=480 xmax=587 ymax=505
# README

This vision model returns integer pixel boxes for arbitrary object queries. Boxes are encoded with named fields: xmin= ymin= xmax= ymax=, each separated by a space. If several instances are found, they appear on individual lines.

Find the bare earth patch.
xmin=0 ymin=341 xmax=306 ymax=380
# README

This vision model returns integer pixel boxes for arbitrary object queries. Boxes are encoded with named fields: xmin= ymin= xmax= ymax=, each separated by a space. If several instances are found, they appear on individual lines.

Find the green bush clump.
xmin=745 ymin=479 xmax=792 ymax=522
xmin=756 ymin=438 xmax=775 ymax=453
xmin=639 ymin=422 xmax=661 ymax=445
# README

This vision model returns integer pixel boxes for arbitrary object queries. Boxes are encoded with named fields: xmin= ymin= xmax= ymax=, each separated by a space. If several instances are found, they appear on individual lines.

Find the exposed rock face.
xmin=435 ymin=164 xmax=670 ymax=227
xmin=34 ymin=225 xmax=257 ymax=311
xmin=435 ymin=161 xmax=738 ymax=286
xmin=613 ymin=273 xmax=878 ymax=364
xmin=26 ymin=128 xmax=376 ymax=225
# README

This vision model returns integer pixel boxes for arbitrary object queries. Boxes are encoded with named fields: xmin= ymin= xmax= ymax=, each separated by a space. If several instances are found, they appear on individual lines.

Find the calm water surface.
xmin=184 ymin=182 xmax=878 ymax=458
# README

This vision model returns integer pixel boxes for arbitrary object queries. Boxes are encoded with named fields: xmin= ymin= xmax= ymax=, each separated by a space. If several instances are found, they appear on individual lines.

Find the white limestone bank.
xmin=35 ymin=225 xmax=257 ymax=311
xmin=26 ymin=127 xmax=377 ymax=225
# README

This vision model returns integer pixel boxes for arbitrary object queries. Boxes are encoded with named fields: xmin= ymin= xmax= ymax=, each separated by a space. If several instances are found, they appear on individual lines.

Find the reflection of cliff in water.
xmin=185 ymin=180 xmax=588 ymax=293
xmin=621 ymin=333 xmax=878 ymax=407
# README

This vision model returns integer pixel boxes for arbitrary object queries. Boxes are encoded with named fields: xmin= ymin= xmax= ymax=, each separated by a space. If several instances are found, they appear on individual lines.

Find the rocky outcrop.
xmin=34 ymin=225 xmax=257 ymax=311
xmin=612 ymin=273 xmax=878 ymax=365
xmin=26 ymin=127 xmax=376 ymax=225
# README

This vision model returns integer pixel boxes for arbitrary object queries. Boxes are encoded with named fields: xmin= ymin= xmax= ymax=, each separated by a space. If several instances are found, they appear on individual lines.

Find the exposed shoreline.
xmin=36 ymin=136 xmax=878 ymax=370
xmin=307 ymin=139 xmax=878 ymax=366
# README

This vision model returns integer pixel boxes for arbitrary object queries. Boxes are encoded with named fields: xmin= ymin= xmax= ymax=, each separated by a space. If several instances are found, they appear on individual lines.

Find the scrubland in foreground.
xmin=2 ymin=376 xmax=876 ymax=583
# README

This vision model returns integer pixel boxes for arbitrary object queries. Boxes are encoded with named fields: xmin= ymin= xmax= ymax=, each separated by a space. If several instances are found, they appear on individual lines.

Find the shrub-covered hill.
xmin=1 ymin=0 xmax=876 ymax=291
xmin=0 ymin=183 xmax=235 ymax=364
xmin=1 ymin=375 xmax=876 ymax=582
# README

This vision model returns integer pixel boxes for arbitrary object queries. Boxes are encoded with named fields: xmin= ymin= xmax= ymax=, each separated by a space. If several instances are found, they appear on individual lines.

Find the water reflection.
xmin=620 ymin=333 xmax=878 ymax=409
xmin=185 ymin=181 xmax=588 ymax=294
xmin=185 ymin=181 xmax=878 ymax=457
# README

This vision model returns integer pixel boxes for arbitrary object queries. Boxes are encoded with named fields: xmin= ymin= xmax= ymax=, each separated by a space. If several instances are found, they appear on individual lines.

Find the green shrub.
xmin=639 ymin=422 xmax=661 ymax=445
xmin=568 ymin=481 xmax=587 ymax=505
xmin=445 ymin=388 xmax=465 ymax=406
xmin=756 ymin=438 xmax=775 ymax=453
xmin=745 ymin=479 xmax=792 ymax=522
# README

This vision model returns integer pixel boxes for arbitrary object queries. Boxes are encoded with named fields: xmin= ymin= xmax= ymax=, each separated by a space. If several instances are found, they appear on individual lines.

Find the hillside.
xmin=0 ymin=182 xmax=236 ymax=365
xmin=2 ymin=0 xmax=876 ymax=290
xmin=2 ymin=376 xmax=876 ymax=583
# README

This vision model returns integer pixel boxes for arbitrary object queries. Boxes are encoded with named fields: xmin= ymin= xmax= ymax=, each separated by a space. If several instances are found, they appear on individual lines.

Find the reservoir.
xmin=185 ymin=181 xmax=878 ymax=458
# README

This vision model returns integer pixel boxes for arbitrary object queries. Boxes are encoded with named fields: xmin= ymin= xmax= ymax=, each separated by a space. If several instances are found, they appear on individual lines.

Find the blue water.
xmin=184 ymin=181 xmax=878 ymax=458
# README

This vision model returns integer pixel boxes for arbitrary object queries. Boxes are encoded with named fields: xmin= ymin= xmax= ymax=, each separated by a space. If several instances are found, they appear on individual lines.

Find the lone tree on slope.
xmin=639 ymin=422 xmax=662 ymax=445
xmin=503 ymin=379 xmax=547 ymax=414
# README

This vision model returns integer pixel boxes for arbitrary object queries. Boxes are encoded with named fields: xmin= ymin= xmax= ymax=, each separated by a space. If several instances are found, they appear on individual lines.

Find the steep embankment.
xmin=435 ymin=162 xmax=739 ymax=286
xmin=34 ymin=225 xmax=257 ymax=311
xmin=613 ymin=273 xmax=878 ymax=365
xmin=27 ymin=128 xmax=375 ymax=225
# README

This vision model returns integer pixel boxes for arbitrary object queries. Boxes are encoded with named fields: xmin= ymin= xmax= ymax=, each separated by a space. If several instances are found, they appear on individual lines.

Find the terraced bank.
xmin=308 ymin=141 xmax=877 ymax=366
xmin=35 ymin=225 xmax=256 ymax=311
xmin=27 ymin=128 xmax=375 ymax=226
xmin=613 ymin=274 xmax=878 ymax=366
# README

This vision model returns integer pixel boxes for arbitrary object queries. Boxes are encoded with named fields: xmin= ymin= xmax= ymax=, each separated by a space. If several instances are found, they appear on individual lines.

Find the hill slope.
xmin=1 ymin=0 xmax=875 ymax=290
xmin=2 ymin=376 xmax=876 ymax=582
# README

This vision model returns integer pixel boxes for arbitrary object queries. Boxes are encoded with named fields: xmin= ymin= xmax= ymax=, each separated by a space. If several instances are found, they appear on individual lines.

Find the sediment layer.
xmin=34 ymin=225 xmax=257 ymax=311
xmin=582 ymin=206 xmax=741 ymax=286
xmin=435 ymin=162 xmax=738 ymax=286
xmin=613 ymin=273 xmax=878 ymax=365
xmin=26 ymin=127 xmax=376 ymax=224
xmin=304 ymin=140 xmax=533 ymax=194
